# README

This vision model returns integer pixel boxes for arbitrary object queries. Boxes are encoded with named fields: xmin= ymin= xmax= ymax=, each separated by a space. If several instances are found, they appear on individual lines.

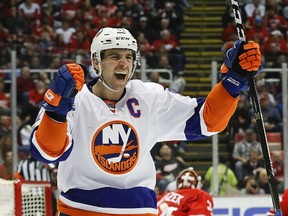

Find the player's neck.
xmin=92 ymin=81 xmax=124 ymax=101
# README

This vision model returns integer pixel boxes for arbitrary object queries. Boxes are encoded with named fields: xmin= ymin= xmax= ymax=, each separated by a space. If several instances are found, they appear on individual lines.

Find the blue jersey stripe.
xmin=184 ymin=98 xmax=207 ymax=140
xmin=61 ymin=186 xmax=157 ymax=209
xmin=30 ymin=128 xmax=73 ymax=163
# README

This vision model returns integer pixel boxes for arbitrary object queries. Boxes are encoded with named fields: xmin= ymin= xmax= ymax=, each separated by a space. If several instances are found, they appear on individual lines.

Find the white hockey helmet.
xmin=176 ymin=167 xmax=202 ymax=189
xmin=90 ymin=27 xmax=140 ymax=80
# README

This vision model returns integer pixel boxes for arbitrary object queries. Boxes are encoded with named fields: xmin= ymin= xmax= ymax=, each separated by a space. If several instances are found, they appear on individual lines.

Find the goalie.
xmin=157 ymin=167 xmax=213 ymax=216
xmin=29 ymin=27 xmax=262 ymax=215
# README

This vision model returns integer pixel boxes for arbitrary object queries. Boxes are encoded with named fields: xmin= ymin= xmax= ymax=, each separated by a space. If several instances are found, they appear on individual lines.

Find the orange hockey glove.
xmin=42 ymin=63 xmax=87 ymax=118
xmin=220 ymin=40 xmax=263 ymax=97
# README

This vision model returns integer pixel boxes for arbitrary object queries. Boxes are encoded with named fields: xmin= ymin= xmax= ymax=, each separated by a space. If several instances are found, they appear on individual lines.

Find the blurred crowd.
xmin=220 ymin=0 xmax=285 ymax=197
xmin=0 ymin=0 xmax=188 ymax=76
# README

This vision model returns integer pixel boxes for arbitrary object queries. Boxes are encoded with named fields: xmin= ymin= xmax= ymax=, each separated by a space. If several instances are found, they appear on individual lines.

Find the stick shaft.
xmin=230 ymin=0 xmax=282 ymax=212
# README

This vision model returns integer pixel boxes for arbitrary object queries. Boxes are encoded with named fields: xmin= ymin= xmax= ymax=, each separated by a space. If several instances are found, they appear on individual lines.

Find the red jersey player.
xmin=157 ymin=167 xmax=213 ymax=216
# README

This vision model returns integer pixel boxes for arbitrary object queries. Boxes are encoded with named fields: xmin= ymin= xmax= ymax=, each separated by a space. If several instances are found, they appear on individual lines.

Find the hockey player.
xmin=157 ymin=167 xmax=213 ymax=216
xmin=29 ymin=27 xmax=263 ymax=215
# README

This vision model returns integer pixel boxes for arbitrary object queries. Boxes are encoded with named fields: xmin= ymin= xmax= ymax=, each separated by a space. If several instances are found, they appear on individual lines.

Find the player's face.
xmin=99 ymin=49 xmax=134 ymax=91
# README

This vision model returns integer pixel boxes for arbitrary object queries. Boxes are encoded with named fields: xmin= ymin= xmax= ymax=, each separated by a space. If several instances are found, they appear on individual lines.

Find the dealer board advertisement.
xmin=213 ymin=195 xmax=275 ymax=216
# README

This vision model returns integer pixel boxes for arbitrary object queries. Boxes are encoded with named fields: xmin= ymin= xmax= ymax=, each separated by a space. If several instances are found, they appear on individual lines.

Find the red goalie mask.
xmin=176 ymin=167 xmax=202 ymax=189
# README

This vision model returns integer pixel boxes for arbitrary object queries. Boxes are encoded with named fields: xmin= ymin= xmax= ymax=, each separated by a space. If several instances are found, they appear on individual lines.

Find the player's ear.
xmin=92 ymin=57 xmax=100 ymax=70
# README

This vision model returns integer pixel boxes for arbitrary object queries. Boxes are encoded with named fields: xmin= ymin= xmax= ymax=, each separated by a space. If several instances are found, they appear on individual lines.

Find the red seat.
xmin=234 ymin=133 xmax=245 ymax=143
xmin=266 ymin=132 xmax=282 ymax=150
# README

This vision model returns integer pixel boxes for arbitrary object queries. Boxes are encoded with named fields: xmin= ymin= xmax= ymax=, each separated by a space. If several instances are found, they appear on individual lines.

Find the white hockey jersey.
xmin=30 ymin=79 xmax=235 ymax=215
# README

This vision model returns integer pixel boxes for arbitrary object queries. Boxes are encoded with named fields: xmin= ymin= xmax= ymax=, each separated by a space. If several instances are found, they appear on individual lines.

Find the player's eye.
xmin=109 ymin=55 xmax=119 ymax=60
xmin=126 ymin=55 xmax=133 ymax=61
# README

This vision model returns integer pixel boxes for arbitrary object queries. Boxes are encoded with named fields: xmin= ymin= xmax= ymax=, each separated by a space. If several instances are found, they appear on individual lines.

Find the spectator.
xmin=48 ymin=56 xmax=62 ymax=70
xmin=203 ymin=156 xmax=238 ymax=196
xmin=0 ymin=150 xmax=12 ymax=180
xmin=256 ymin=167 xmax=270 ymax=194
xmin=155 ymin=143 xmax=186 ymax=195
xmin=36 ymin=24 xmax=55 ymax=54
xmin=0 ymin=114 xmax=11 ymax=138
xmin=279 ymin=0 xmax=288 ymax=20
xmin=263 ymin=41 xmax=287 ymax=72
xmin=132 ymin=16 xmax=157 ymax=44
xmin=152 ymin=29 xmax=178 ymax=53
xmin=150 ymin=71 xmax=160 ymax=83
xmin=0 ymin=23 xmax=10 ymax=45
xmin=263 ymin=30 xmax=287 ymax=55
xmin=151 ymin=141 xmax=182 ymax=161
xmin=244 ymin=7 xmax=262 ymax=31
xmin=0 ymin=79 xmax=10 ymax=112
xmin=118 ymin=0 xmax=143 ymax=21
xmin=55 ymin=20 xmax=76 ymax=45
xmin=16 ymin=66 xmax=36 ymax=111
xmin=271 ymin=151 xmax=284 ymax=193
xmin=246 ymin=16 xmax=270 ymax=45
xmin=251 ymin=92 xmax=282 ymax=132
xmin=257 ymin=85 xmax=276 ymax=105
xmin=264 ymin=7 xmax=288 ymax=33
xmin=232 ymin=129 xmax=263 ymax=182
xmin=17 ymin=114 xmax=32 ymax=146
xmin=26 ymin=80 xmax=47 ymax=123
xmin=18 ymin=0 xmax=41 ymax=21
xmin=229 ymin=95 xmax=252 ymax=136
xmin=39 ymin=2 xmax=56 ymax=27
xmin=221 ymin=20 xmax=238 ymax=42
xmin=95 ymin=0 xmax=118 ymax=18
xmin=141 ymin=0 xmax=158 ymax=29
xmin=0 ymin=2 xmax=10 ymax=25
xmin=0 ymin=134 xmax=12 ymax=164
xmin=242 ymin=148 xmax=265 ymax=182
xmin=152 ymin=36 xmax=186 ymax=77
xmin=240 ymin=175 xmax=265 ymax=195
xmin=4 ymin=6 xmax=29 ymax=35
xmin=110 ymin=9 xmax=126 ymax=28
xmin=68 ymin=31 xmax=91 ymax=55
xmin=244 ymin=0 xmax=265 ymax=18
xmin=157 ymin=2 xmax=184 ymax=35
xmin=92 ymin=8 xmax=115 ymax=29
xmin=30 ymin=56 xmax=45 ymax=69
xmin=60 ymin=0 xmax=81 ymax=22
xmin=136 ymin=32 xmax=152 ymax=58
xmin=38 ymin=71 xmax=51 ymax=88
xmin=156 ymin=54 xmax=173 ymax=74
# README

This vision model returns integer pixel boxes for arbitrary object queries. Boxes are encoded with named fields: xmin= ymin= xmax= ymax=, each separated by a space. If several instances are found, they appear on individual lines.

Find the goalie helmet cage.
xmin=0 ymin=178 xmax=52 ymax=216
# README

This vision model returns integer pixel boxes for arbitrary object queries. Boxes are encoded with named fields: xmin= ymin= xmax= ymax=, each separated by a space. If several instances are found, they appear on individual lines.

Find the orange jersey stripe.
xmin=203 ymin=82 xmax=239 ymax=132
xmin=57 ymin=199 xmax=157 ymax=216
xmin=35 ymin=112 xmax=69 ymax=157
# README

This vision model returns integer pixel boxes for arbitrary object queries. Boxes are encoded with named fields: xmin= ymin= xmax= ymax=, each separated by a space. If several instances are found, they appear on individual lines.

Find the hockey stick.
xmin=230 ymin=0 xmax=282 ymax=214
xmin=108 ymin=128 xmax=131 ymax=164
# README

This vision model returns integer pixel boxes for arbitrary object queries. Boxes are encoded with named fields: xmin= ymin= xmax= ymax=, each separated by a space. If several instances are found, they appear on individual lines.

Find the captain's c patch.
xmin=91 ymin=121 xmax=139 ymax=174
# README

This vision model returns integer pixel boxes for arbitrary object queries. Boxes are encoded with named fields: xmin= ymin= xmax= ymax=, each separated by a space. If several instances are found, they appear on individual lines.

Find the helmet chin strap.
xmin=97 ymin=64 xmax=119 ymax=92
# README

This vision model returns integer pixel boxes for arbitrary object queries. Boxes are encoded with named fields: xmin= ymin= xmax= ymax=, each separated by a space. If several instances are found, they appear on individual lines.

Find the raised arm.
xmin=30 ymin=63 xmax=86 ymax=163
xmin=203 ymin=40 xmax=262 ymax=132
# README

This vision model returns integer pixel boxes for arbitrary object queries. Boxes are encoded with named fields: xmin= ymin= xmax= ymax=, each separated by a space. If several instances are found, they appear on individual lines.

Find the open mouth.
xmin=114 ymin=72 xmax=127 ymax=81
